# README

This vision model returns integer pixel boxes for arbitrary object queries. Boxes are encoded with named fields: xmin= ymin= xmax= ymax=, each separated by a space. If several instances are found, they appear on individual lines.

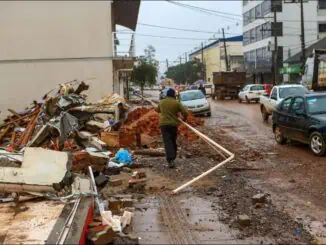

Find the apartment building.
xmin=0 ymin=1 xmax=140 ymax=118
xmin=243 ymin=0 xmax=326 ymax=84
xmin=189 ymin=35 xmax=244 ymax=84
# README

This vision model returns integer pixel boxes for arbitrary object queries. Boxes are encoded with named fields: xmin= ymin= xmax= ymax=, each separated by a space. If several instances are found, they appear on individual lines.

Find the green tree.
xmin=131 ymin=45 xmax=158 ymax=96
xmin=165 ymin=59 xmax=204 ymax=85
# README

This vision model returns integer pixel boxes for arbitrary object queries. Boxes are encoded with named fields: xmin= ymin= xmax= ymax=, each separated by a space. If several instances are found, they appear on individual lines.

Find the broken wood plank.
xmin=18 ymin=108 xmax=41 ymax=146
xmin=0 ymin=110 xmax=38 ymax=129
xmin=0 ymin=126 xmax=12 ymax=142
xmin=7 ymin=109 xmax=20 ymax=117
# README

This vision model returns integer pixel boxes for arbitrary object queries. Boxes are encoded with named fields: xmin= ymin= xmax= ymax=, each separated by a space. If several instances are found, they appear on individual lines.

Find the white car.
xmin=179 ymin=90 xmax=211 ymax=116
xmin=204 ymin=84 xmax=213 ymax=97
xmin=238 ymin=84 xmax=265 ymax=103
xmin=260 ymin=84 xmax=310 ymax=122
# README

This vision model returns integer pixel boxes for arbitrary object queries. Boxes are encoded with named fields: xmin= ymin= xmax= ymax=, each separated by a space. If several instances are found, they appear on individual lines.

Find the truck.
xmin=212 ymin=72 xmax=246 ymax=100
xmin=301 ymin=49 xmax=326 ymax=91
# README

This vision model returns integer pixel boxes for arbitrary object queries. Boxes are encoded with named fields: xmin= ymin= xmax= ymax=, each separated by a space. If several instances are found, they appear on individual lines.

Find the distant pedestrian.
xmin=156 ymin=88 xmax=188 ymax=168
xmin=198 ymin=84 xmax=206 ymax=96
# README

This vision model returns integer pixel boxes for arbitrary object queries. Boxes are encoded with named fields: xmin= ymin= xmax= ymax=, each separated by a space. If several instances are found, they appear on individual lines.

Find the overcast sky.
xmin=133 ymin=1 xmax=242 ymax=75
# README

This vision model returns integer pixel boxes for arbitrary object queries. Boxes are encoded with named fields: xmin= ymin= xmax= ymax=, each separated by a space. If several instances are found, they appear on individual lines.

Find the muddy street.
xmin=126 ymin=98 xmax=326 ymax=244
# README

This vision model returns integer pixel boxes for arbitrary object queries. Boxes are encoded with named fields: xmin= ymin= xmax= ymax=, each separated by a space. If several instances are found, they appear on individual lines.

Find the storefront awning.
xmin=280 ymin=64 xmax=302 ymax=74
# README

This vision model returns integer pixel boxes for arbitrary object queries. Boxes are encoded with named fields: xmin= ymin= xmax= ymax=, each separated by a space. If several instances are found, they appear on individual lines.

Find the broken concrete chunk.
xmin=95 ymin=175 xmax=108 ymax=187
xmin=0 ymin=147 xmax=71 ymax=194
xmin=122 ymin=167 xmax=132 ymax=173
xmin=238 ymin=215 xmax=251 ymax=226
xmin=109 ymin=178 xmax=123 ymax=187
xmin=121 ymin=211 xmax=133 ymax=230
xmin=89 ymin=225 xmax=117 ymax=245
xmin=254 ymin=203 xmax=263 ymax=209
xmin=252 ymin=193 xmax=266 ymax=204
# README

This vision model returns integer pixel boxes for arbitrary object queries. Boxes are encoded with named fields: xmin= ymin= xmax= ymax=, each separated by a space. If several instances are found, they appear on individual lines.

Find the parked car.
xmin=272 ymin=93 xmax=326 ymax=156
xmin=238 ymin=84 xmax=265 ymax=103
xmin=179 ymin=90 xmax=211 ymax=116
xmin=260 ymin=84 xmax=309 ymax=122
xmin=204 ymin=84 xmax=213 ymax=97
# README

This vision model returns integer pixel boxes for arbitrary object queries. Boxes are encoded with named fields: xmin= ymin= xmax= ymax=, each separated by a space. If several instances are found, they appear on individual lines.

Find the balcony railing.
xmin=112 ymin=31 xmax=135 ymax=58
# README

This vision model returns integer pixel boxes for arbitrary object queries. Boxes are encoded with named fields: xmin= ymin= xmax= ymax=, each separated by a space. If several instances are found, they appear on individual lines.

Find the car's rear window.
xmin=279 ymin=87 xmax=309 ymax=99
xmin=251 ymin=85 xmax=265 ymax=91
xmin=180 ymin=91 xmax=205 ymax=101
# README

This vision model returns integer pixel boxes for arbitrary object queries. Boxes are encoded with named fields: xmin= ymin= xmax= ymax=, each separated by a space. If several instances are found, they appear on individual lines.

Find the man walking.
xmin=156 ymin=88 xmax=188 ymax=168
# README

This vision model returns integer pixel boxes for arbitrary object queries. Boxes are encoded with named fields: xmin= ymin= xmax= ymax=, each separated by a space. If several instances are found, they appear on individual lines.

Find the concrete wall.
xmin=0 ymin=1 xmax=113 ymax=118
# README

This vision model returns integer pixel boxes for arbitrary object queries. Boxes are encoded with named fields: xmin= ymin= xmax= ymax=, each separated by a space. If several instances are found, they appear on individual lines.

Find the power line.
xmin=137 ymin=22 xmax=240 ymax=35
xmin=116 ymin=32 xmax=242 ymax=41
xmin=167 ymin=0 xmax=242 ymax=17
xmin=166 ymin=1 xmax=241 ymax=22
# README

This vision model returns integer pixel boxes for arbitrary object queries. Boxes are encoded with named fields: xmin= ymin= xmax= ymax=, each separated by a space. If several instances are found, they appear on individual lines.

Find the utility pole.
xmin=179 ymin=56 xmax=182 ymax=65
xmin=185 ymin=52 xmax=188 ymax=63
xmin=300 ymin=0 xmax=306 ymax=68
xmin=222 ymin=28 xmax=230 ymax=72
xmin=273 ymin=8 xmax=278 ymax=85
xmin=201 ymin=42 xmax=206 ymax=81
xmin=166 ymin=59 xmax=169 ymax=69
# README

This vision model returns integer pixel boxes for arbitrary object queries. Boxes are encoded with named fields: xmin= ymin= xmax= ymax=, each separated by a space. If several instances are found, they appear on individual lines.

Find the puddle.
xmin=133 ymin=194 xmax=273 ymax=244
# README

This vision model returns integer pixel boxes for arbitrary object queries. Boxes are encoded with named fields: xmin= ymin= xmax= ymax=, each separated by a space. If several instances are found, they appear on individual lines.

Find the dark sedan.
xmin=272 ymin=93 xmax=326 ymax=156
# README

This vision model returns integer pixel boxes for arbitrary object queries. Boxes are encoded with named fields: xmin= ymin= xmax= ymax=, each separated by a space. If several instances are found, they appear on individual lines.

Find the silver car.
xmin=180 ymin=90 xmax=211 ymax=116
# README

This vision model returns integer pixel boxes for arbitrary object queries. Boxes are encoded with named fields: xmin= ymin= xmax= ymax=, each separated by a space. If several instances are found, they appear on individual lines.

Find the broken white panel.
xmin=0 ymin=148 xmax=70 ymax=191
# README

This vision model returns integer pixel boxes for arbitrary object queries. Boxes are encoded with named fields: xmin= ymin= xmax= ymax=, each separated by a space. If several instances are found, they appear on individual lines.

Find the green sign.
xmin=280 ymin=64 xmax=302 ymax=74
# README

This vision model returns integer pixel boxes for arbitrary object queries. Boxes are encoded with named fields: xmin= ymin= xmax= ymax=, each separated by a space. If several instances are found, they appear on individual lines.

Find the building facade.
xmin=189 ymin=36 xmax=243 ymax=84
xmin=243 ymin=0 xmax=326 ymax=84
xmin=0 ymin=1 xmax=139 ymax=119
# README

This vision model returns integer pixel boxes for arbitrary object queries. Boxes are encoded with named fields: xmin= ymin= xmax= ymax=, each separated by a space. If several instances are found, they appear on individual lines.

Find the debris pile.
xmin=123 ymin=107 xmax=204 ymax=141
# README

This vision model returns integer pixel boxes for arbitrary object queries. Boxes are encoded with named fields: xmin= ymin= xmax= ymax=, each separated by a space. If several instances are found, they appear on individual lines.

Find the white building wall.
xmin=243 ymin=0 xmax=326 ymax=63
xmin=0 ymin=1 xmax=113 ymax=119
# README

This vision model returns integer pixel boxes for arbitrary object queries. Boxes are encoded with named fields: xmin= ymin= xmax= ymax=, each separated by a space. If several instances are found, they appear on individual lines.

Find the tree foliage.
xmin=165 ymin=58 xmax=204 ymax=85
xmin=131 ymin=45 xmax=158 ymax=95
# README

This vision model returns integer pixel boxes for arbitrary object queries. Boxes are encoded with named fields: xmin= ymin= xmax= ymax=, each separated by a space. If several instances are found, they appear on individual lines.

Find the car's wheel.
xmin=245 ymin=96 xmax=250 ymax=103
xmin=255 ymin=100 xmax=259 ymax=103
xmin=261 ymin=106 xmax=269 ymax=122
xmin=309 ymin=132 xmax=326 ymax=156
xmin=274 ymin=126 xmax=287 ymax=145
xmin=207 ymin=112 xmax=211 ymax=117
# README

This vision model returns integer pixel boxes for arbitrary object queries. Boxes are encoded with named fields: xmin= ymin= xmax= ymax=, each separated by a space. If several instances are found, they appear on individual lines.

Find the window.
xmin=244 ymin=11 xmax=250 ymax=26
xmin=291 ymin=97 xmax=305 ymax=114
xmin=250 ymin=28 xmax=256 ymax=43
xmin=256 ymin=26 xmax=262 ymax=41
xmin=280 ymin=97 xmax=292 ymax=112
xmin=319 ymin=0 xmax=326 ymax=9
xmin=251 ymin=85 xmax=265 ymax=91
xmin=262 ymin=0 xmax=271 ymax=15
xmin=257 ymin=48 xmax=263 ymax=59
xmin=271 ymin=87 xmax=278 ymax=100
xmin=319 ymin=23 xmax=326 ymax=33
xmin=262 ymin=22 xmax=271 ymax=39
xmin=279 ymin=87 xmax=309 ymax=99
xmin=307 ymin=96 xmax=326 ymax=114
xmin=250 ymin=8 xmax=256 ymax=22
xmin=255 ymin=4 xmax=262 ymax=19
xmin=244 ymin=31 xmax=250 ymax=46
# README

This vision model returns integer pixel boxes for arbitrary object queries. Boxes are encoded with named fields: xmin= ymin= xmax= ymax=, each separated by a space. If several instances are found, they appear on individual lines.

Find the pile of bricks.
xmin=123 ymin=107 xmax=204 ymax=141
